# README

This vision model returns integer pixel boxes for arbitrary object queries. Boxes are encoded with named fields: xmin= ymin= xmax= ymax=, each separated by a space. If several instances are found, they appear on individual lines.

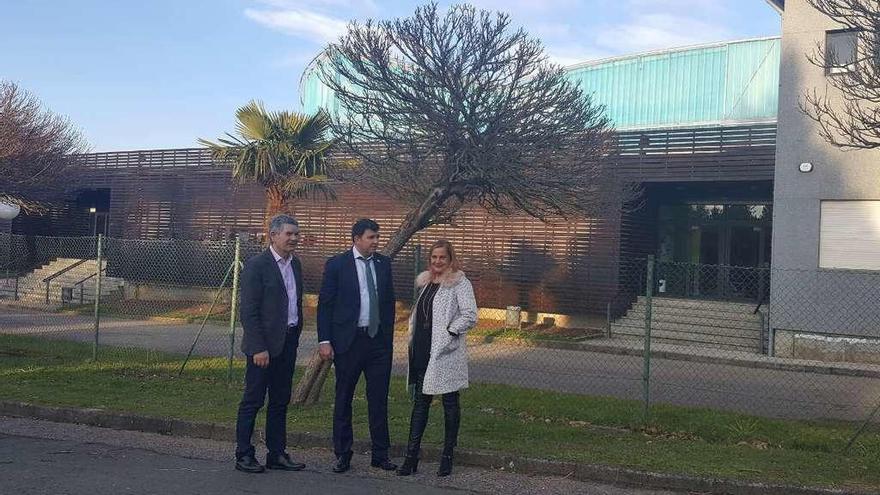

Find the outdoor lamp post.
xmin=0 ymin=202 xmax=21 ymax=280
xmin=89 ymin=207 xmax=97 ymax=236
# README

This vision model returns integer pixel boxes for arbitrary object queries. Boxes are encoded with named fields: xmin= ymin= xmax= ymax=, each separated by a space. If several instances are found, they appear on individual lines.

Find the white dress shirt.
xmin=269 ymin=245 xmax=299 ymax=327
xmin=319 ymin=246 xmax=378 ymax=346
xmin=352 ymin=246 xmax=378 ymax=327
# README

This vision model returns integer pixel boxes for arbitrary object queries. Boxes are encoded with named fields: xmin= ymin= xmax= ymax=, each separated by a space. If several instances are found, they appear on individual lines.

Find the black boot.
xmin=397 ymin=393 xmax=432 ymax=476
xmin=397 ymin=456 xmax=420 ymax=476
xmin=437 ymin=392 xmax=460 ymax=477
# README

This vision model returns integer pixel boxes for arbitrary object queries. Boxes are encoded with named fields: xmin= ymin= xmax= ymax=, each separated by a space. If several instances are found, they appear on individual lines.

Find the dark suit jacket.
xmin=317 ymin=249 xmax=395 ymax=355
xmin=239 ymin=249 xmax=303 ymax=357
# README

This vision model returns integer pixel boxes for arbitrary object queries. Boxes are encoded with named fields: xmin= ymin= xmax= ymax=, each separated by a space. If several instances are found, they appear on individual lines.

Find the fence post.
xmin=606 ymin=301 xmax=612 ymax=338
xmin=92 ymin=234 xmax=103 ymax=362
xmin=412 ymin=244 xmax=423 ymax=303
xmin=228 ymin=238 xmax=241 ymax=383
xmin=643 ymin=255 xmax=654 ymax=424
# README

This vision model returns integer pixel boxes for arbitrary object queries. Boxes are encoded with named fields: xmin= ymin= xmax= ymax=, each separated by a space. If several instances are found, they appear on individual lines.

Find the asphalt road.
xmin=0 ymin=416 xmax=682 ymax=495
xmin=2 ymin=308 xmax=879 ymax=421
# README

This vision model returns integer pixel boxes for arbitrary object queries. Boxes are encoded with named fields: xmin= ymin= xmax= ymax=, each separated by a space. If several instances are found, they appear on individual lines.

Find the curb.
xmin=0 ymin=400 xmax=866 ymax=495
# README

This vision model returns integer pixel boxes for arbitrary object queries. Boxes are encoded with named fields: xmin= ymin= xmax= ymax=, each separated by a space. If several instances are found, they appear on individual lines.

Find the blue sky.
xmin=2 ymin=0 xmax=780 ymax=151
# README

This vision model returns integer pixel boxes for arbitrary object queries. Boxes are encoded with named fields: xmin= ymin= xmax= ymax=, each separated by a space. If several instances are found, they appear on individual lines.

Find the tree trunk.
xmin=291 ymin=350 xmax=332 ymax=405
xmin=297 ymin=188 xmax=451 ymax=404
xmin=264 ymin=185 xmax=286 ymax=232
xmin=381 ymin=188 xmax=449 ymax=259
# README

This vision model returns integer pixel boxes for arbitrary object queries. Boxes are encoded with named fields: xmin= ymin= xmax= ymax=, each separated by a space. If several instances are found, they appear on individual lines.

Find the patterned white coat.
xmin=408 ymin=269 xmax=478 ymax=395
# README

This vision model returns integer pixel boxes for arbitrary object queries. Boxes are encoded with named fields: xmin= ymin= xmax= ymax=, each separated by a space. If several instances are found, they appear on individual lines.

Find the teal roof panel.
xmin=300 ymin=36 xmax=780 ymax=131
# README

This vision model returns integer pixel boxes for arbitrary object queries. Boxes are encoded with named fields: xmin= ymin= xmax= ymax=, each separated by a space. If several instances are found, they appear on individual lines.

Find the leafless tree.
xmin=801 ymin=0 xmax=880 ymax=149
xmin=0 ymin=81 xmax=88 ymax=212
xmin=314 ymin=3 xmax=633 ymax=257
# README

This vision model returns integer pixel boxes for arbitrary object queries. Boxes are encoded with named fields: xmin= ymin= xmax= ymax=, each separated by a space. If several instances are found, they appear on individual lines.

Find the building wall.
xmin=771 ymin=0 xmax=880 ymax=337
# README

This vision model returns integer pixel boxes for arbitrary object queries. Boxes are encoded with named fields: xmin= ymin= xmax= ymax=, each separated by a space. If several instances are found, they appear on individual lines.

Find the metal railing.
xmin=73 ymin=266 xmax=106 ymax=305
xmin=0 ymin=255 xmax=34 ymax=302
xmin=42 ymin=258 xmax=90 ymax=304
xmin=654 ymin=260 xmax=770 ymax=303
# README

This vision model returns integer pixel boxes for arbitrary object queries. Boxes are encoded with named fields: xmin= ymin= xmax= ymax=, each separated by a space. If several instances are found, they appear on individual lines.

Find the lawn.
xmin=64 ymin=299 xmax=600 ymax=343
xmin=1 ymin=334 xmax=878 ymax=492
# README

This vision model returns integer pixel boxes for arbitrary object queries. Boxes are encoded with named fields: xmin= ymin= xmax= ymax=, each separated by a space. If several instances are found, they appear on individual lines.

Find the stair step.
xmin=616 ymin=334 xmax=761 ymax=352
xmin=610 ymin=324 xmax=760 ymax=347
xmin=612 ymin=296 xmax=765 ymax=353
xmin=626 ymin=304 xmax=762 ymax=323
xmin=637 ymin=296 xmax=758 ymax=312
xmin=615 ymin=316 xmax=760 ymax=335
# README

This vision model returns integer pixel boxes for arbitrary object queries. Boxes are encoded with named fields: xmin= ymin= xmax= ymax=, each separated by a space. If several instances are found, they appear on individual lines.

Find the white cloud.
xmin=531 ymin=21 xmax=574 ymax=39
xmin=626 ymin=0 xmax=728 ymax=14
xmin=256 ymin=0 xmax=378 ymax=13
xmin=545 ymin=44 xmax=611 ymax=66
xmin=244 ymin=8 xmax=348 ymax=43
xmin=596 ymin=13 xmax=733 ymax=53
xmin=467 ymin=0 xmax=580 ymax=14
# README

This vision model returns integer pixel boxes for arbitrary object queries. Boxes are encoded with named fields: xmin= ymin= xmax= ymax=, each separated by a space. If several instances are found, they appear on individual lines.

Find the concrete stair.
xmin=0 ymin=258 xmax=124 ymax=310
xmin=610 ymin=296 xmax=764 ymax=352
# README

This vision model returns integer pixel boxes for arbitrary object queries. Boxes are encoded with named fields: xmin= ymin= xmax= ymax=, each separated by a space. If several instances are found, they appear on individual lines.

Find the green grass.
xmin=468 ymin=325 xmax=597 ymax=342
xmin=65 ymin=299 xmax=597 ymax=344
xmin=1 ymin=334 xmax=878 ymax=492
xmin=61 ymin=300 xmax=237 ymax=323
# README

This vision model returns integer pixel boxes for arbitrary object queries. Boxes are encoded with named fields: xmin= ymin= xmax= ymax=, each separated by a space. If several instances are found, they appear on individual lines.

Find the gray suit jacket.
xmin=239 ymin=249 xmax=303 ymax=357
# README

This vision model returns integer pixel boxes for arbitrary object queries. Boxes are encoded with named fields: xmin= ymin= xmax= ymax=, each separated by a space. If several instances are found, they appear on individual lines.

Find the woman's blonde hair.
xmin=429 ymin=239 xmax=460 ymax=272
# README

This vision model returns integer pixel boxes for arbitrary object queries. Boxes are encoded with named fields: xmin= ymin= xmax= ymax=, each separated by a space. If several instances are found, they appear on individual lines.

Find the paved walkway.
xmin=1 ymin=308 xmax=879 ymax=421
xmin=0 ymin=416 xmax=682 ymax=495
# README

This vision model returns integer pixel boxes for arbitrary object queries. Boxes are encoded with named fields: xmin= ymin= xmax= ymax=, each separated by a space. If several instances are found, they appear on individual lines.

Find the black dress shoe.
xmin=370 ymin=458 xmax=398 ymax=471
xmin=235 ymin=455 xmax=265 ymax=473
xmin=332 ymin=453 xmax=352 ymax=473
xmin=266 ymin=452 xmax=306 ymax=471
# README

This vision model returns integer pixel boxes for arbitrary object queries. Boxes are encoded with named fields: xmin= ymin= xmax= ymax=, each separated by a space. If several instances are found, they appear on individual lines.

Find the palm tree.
xmin=199 ymin=100 xmax=334 ymax=225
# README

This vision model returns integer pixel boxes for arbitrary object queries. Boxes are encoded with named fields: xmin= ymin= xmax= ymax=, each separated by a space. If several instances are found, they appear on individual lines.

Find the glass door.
xmin=691 ymin=225 xmax=720 ymax=296
xmin=656 ymin=203 xmax=771 ymax=301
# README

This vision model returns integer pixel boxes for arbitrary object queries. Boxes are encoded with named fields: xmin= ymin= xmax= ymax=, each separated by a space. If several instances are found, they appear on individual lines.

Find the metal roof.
xmin=566 ymin=37 xmax=780 ymax=130
xmin=765 ymin=0 xmax=784 ymax=13
xmin=300 ymin=36 xmax=781 ymax=131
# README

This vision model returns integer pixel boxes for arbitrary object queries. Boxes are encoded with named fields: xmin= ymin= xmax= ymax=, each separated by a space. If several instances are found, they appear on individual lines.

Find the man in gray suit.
xmin=234 ymin=214 xmax=306 ymax=474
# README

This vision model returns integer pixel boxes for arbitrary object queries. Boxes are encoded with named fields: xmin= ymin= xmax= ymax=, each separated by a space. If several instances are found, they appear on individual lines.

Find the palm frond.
xmin=235 ymin=100 xmax=272 ymax=142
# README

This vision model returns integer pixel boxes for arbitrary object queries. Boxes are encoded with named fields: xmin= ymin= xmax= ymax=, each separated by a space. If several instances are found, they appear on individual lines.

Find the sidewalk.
xmin=516 ymin=336 xmax=880 ymax=379
xmin=0 ymin=402 xmax=865 ymax=495
xmin=5 ymin=305 xmax=879 ymax=378
xmin=2 ymin=416 xmax=670 ymax=495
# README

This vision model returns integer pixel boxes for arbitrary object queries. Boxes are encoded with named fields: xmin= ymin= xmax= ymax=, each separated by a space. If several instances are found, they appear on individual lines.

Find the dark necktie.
xmin=358 ymin=256 xmax=380 ymax=337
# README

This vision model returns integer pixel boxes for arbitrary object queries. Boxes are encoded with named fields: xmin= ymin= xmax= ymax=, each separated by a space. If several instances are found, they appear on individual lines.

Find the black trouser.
xmin=332 ymin=330 xmax=393 ymax=460
xmin=404 ymin=389 xmax=461 ymax=457
xmin=235 ymin=327 xmax=300 ymax=459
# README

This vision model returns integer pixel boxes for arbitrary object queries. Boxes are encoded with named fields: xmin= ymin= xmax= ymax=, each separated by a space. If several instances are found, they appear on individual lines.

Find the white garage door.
xmin=820 ymin=200 xmax=880 ymax=270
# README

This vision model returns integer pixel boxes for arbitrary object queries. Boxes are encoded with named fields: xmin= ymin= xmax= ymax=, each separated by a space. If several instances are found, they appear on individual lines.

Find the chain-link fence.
xmin=3 ymin=233 xmax=880 ymax=431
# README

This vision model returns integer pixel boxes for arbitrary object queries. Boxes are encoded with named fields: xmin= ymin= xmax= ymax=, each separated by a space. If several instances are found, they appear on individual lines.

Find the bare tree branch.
xmin=801 ymin=0 xmax=880 ymax=149
xmin=314 ymin=3 xmax=635 ymax=257
xmin=0 ymin=81 xmax=88 ymax=213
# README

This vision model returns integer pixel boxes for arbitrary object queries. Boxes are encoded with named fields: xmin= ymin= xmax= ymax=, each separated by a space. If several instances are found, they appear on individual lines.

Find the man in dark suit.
xmin=317 ymin=218 xmax=397 ymax=473
xmin=234 ymin=214 xmax=306 ymax=474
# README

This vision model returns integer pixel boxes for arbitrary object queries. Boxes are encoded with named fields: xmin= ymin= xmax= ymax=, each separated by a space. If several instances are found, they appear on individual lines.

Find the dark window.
xmin=826 ymin=29 xmax=858 ymax=74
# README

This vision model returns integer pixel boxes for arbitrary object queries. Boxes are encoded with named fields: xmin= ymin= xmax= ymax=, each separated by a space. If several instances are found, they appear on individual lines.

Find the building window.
xmin=819 ymin=201 xmax=880 ymax=270
xmin=826 ymin=29 xmax=858 ymax=74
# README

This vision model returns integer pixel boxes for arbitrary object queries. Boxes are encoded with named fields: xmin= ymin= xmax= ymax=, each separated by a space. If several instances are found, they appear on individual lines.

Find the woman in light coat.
xmin=397 ymin=239 xmax=477 ymax=477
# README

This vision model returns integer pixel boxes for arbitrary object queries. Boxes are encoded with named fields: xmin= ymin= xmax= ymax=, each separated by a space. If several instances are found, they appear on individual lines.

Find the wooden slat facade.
xmin=13 ymin=124 xmax=777 ymax=317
